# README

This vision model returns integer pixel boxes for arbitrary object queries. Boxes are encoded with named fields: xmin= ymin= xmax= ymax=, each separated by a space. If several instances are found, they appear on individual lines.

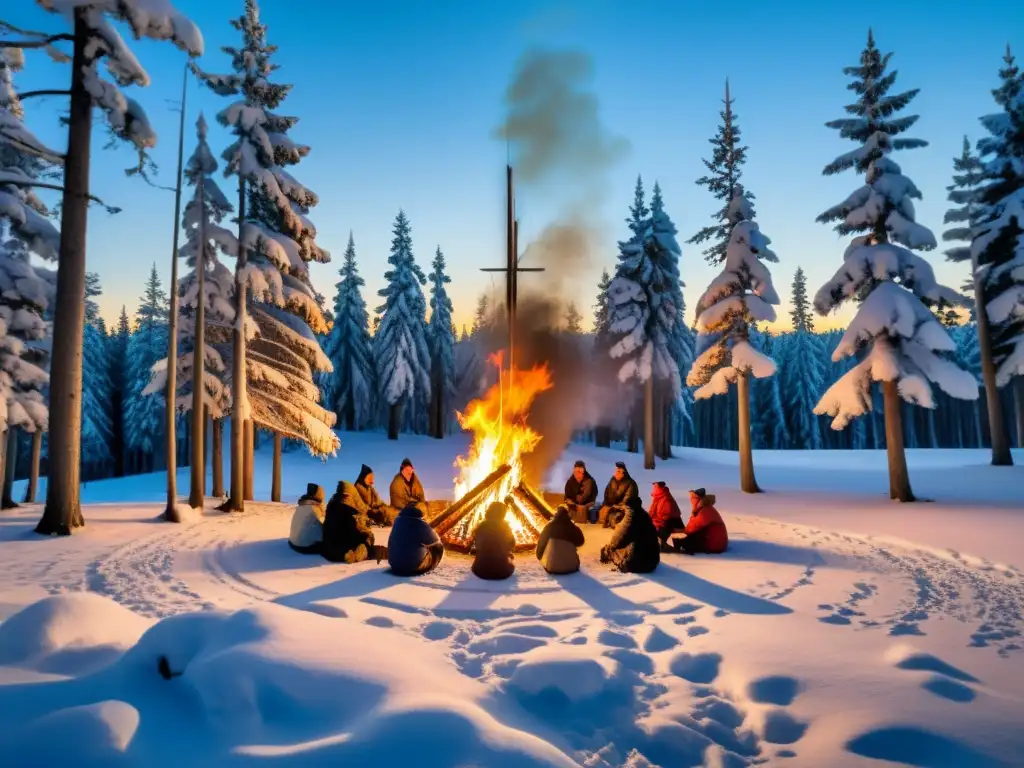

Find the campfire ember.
xmin=431 ymin=355 xmax=554 ymax=552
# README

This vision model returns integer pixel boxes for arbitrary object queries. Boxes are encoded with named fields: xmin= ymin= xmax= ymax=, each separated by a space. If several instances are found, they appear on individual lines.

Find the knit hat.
xmin=356 ymin=464 xmax=373 ymax=485
xmin=614 ymin=461 xmax=626 ymax=470
xmin=400 ymin=458 xmax=414 ymax=470
xmin=574 ymin=460 xmax=586 ymax=469
xmin=306 ymin=482 xmax=319 ymax=497
xmin=688 ymin=487 xmax=706 ymax=498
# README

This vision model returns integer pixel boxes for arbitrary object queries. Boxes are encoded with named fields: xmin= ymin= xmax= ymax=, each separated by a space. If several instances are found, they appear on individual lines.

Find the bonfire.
xmin=431 ymin=353 xmax=556 ymax=552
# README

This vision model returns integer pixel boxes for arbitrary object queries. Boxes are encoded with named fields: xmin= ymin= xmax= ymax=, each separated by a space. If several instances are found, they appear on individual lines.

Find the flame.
xmin=449 ymin=356 xmax=553 ymax=546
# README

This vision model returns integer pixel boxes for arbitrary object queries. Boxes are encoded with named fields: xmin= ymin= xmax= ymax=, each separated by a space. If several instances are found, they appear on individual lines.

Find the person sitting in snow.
xmin=390 ymin=458 xmax=428 ymax=515
xmin=597 ymin=461 xmax=639 ymax=528
xmin=321 ymin=481 xmax=387 ymax=564
xmin=563 ymin=460 xmax=597 ymax=525
xmin=355 ymin=464 xmax=397 ymax=527
xmin=388 ymin=504 xmax=445 ymax=577
xmin=288 ymin=483 xmax=326 ymax=554
xmin=536 ymin=504 xmax=585 ymax=575
xmin=470 ymin=501 xmax=516 ymax=581
xmin=649 ymin=481 xmax=686 ymax=551
xmin=600 ymin=495 xmax=660 ymax=574
xmin=672 ymin=488 xmax=729 ymax=555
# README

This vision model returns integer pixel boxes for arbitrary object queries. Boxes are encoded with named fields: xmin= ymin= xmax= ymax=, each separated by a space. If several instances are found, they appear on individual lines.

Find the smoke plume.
xmin=490 ymin=48 xmax=629 ymax=485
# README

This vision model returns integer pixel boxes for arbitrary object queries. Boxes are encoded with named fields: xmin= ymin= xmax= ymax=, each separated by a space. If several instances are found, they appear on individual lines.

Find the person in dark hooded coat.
xmin=470 ymin=501 xmax=516 ymax=580
xmin=600 ymin=495 xmax=660 ymax=574
xmin=321 ymin=481 xmax=387 ymax=564
xmin=388 ymin=504 xmax=445 ymax=576
xmin=597 ymin=461 xmax=639 ymax=527
xmin=390 ymin=458 xmax=428 ymax=514
xmin=536 ymin=504 xmax=585 ymax=574
xmin=355 ymin=464 xmax=397 ymax=526
xmin=563 ymin=460 xmax=597 ymax=524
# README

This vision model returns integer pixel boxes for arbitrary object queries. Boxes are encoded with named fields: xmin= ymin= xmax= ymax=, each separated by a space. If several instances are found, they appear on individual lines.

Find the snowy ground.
xmin=1 ymin=434 xmax=1023 ymax=766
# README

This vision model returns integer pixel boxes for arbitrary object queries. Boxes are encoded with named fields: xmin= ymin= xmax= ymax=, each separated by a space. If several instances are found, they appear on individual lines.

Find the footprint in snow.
xmin=668 ymin=651 xmax=722 ymax=684
xmin=364 ymin=615 xmax=395 ymax=628
xmin=746 ymin=674 xmax=803 ymax=706
xmin=640 ymin=626 xmax=679 ymax=653
xmin=597 ymin=629 xmax=637 ymax=649
xmin=421 ymin=620 xmax=455 ymax=641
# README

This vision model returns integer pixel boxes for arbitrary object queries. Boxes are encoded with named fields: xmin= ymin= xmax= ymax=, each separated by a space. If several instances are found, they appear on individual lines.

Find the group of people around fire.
xmin=287 ymin=456 xmax=728 ymax=579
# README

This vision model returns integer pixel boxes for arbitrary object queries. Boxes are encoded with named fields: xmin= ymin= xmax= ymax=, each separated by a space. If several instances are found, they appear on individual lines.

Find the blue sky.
xmin=8 ymin=0 xmax=1021 ymax=333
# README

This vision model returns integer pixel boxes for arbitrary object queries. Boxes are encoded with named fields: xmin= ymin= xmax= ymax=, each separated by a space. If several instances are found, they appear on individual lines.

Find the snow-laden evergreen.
xmin=427 ymin=246 xmax=456 ymax=435
xmin=109 ymin=306 xmax=130 ymax=475
xmin=195 ymin=0 xmax=337 ymax=456
xmin=687 ymin=188 xmax=780 ymax=398
xmin=375 ymin=210 xmax=431 ymax=433
xmin=781 ymin=330 xmax=824 ymax=449
xmin=972 ymin=47 xmax=1024 ymax=387
xmin=789 ymin=267 xmax=814 ymax=332
xmin=124 ymin=266 xmax=168 ymax=465
xmin=147 ymin=114 xmax=237 ymax=420
xmin=813 ymin=31 xmax=978 ymax=434
xmin=81 ymin=274 xmax=113 ymax=474
xmin=593 ymin=269 xmax=612 ymax=344
xmin=607 ymin=180 xmax=684 ymax=394
xmin=322 ymin=233 xmax=374 ymax=431
xmin=751 ymin=329 xmax=790 ymax=449
xmin=689 ymin=81 xmax=755 ymax=265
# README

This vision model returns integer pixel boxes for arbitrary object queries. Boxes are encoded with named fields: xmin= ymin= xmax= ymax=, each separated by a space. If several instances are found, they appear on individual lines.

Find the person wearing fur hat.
xmin=672 ymin=488 xmax=729 ymax=555
xmin=599 ymin=495 xmax=661 ymax=574
xmin=389 ymin=458 xmax=428 ymax=515
xmin=563 ymin=460 xmax=597 ymax=525
xmin=288 ymin=483 xmax=326 ymax=554
xmin=355 ymin=464 xmax=397 ymax=526
xmin=597 ymin=461 xmax=639 ymax=528
xmin=470 ymin=501 xmax=516 ymax=580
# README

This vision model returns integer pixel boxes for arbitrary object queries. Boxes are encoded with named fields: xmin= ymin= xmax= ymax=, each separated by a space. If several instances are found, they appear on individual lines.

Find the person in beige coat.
xmin=535 ymin=505 xmax=585 ymax=574
xmin=288 ymin=484 xmax=326 ymax=554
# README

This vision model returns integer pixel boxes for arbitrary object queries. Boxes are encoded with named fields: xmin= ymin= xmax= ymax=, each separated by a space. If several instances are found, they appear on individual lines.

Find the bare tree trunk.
xmin=0 ymin=430 xmax=6 ymax=510
xmin=1014 ymin=377 xmax=1024 ymax=449
xmin=737 ymin=372 xmax=761 ymax=493
xmin=388 ymin=401 xmax=401 ymax=440
xmin=211 ymin=418 xmax=224 ymax=498
xmin=223 ymin=178 xmax=248 ymax=512
xmin=188 ymin=174 xmax=207 ymax=510
xmin=975 ymin=273 xmax=1013 ymax=464
xmin=24 ymin=430 xmax=42 ymax=503
xmin=2 ymin=428 xmax=18 ymax=509
xmin=882 ymin=380 xmax=915 ymax=502
xmin=594 ymin=425 xmax=611 ymax=448
xmin=36 ymin=11 xmax=91 ymax=536
xmin=243 ymin=420 xmax=254 ymax=501
xmin=643 ymin=375 xmax=655 ymax=470
xmin=271 ymin=432 xmax=282 ymax=502
xmin=627 ymin=393 xmax=639 ymax=453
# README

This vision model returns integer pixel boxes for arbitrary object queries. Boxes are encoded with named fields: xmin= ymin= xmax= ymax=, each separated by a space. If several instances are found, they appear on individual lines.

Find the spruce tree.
xmin=789 ymin=267 xmax=814 ymax=331
xmin=592 ymin=269 xmax=615 ymax=447
xmin=564 ymin=302 xmax=583 ymax=334
xmin=750 ymin=329 xmax=790 ymax=449
xmin=124 ymin=266 xmax=168 ymax=471
xmin=687 ymin=186 xmax=780 ymax=492
xmin=689 ymin=81 xmax=755 ymax=265
xmin=781 ymin=330 xmax=825 ymax=450
xmin=813 ymin=30 xmax=978 ymax=501
xmin=943 ymin=136 xmax=987 ymax=266
xmin=323 ymin=233 xmax=374 ymax=431
xmin=472 ymin=293 xmax=490 ymax=336
xmin=427 ymin=246 xmax=456 ymax=438
xmin=109 ymin=306 xmax=131 ymax=476
xmin=81 ymin=274 xmax=114 ymax=477
xmin=375 ymin=210 xmax=431 ymax=440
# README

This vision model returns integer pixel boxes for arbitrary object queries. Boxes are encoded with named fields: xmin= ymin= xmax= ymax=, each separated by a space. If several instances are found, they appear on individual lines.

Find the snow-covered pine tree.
xmin=687 ymin=187 xmax=780 ymax=492
xmin=564 ymin=302 xmax=583 ymax=334
xmin=323 ymin=233 xmax=374 ymax=432
xmin=750 ymin=328 xmax=790 ymax=450
xmin=375 ymin=210 xmax=431 ymax=440
xmin=790 ymin=267 xmax=814 ymax=332
xmin=781 ymin=273 xmax=825 ymax=449
xmin=81 ymin=273 xmax=114 ymax=478
xmin=195 ymin=0 xmax=338 ymax=473
xmin=812 ymin=31 xmax=978 ymax=501
xmin=592 ymin=268 xmax=616 ymax=447
xmin=124 ymin=266 xmax=168 ymax=473
xmin=973 ymin=46 xmax=1024 ymax=459
xmin=427 ymin=246 xmax=456 ymax=438
xmin=944 ymin=137 xmax=986 ymax=268
xmin=20 ymin=0 xmax=202 ymax=535
xmin=689 ymin=80 xmax=756 ymax=265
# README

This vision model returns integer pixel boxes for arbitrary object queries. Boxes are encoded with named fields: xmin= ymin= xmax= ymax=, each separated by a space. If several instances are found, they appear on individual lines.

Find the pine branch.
xmin=16 ymin=89 xmax=71 ymax=100
xmin=0 ymin=33 xmax=74 ymax=49
xmin=2 ymin=178 xmax=121 ymax=214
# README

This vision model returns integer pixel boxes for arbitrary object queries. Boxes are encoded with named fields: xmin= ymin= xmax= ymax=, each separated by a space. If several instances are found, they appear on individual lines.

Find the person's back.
xmin=471 ymin=502 xmax=516 ymax=580
xmin=603 ymin=496 xmax=660 ymax=574
xmin=681 ymin=489 xmax=728 ymax=554
xmin=289 ymin=483 xmax=325 ymax=554
xmin=322 ymin=482 xmax=380 ymax=564
xmin=536 ymin=505 xmax=585 ymax=575
xmin=388 ymin=504 xmax=444 ymax=576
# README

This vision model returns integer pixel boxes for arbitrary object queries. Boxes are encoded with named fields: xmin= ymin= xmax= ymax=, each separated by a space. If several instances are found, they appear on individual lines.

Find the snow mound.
xmin=0 ymin=593 xmax=151 ymax=674
xmin=508 ymin=644 xmax=619 ymax=703
xmin=0 ymin=596 xmax=577 ymax=766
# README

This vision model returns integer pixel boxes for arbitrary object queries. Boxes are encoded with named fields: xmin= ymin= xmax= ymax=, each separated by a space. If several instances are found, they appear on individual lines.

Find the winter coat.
xmin=605 ymin=501 xmax=661 ymax=574
xmin=649 ymin=484 xmax=683 ymax=531
xmin=564 ymin=472 xmax=598 ymax=508
xmin=321 ymin=482 xmax=375 ymax=563
xmin=602 ymin=473 xmax=639 ymax=509
xmin=536 ymin=507 xmax=584 ymax=574
xmin=388 ymin=505 xmax=443 ymax=576
xmin=355 ymin=467 xmax=393 ymax=523
xmin=390 ymin=472 xmax=427 ymax=514
xmin=288 ymin=487 xmax=326 ymax=552
xmin=685 ymin=494 xmax=729 ymax=554
xmin=471 ymin=506 xmax=516 ymax=580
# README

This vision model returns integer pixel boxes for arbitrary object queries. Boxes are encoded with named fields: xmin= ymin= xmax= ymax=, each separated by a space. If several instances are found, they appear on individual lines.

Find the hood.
xmin=651 ymin=483 xmax=671 ymax=501
xmin=356 ymin=464 xmax=373 ymax=486
xmin=694 ymin=493 xmax=717 ymax=511
xmin=398 ymin=505 xmax=425 ymax=519
xmin=337 ymin=481 xmax=363 ymax=510
xmin=553 ymin=505 xmax=571 ymax=520
xmin=485 ymin=502 xmax=507 ymax=522
xmin=301 ymin=484 xmax=325 ymax=504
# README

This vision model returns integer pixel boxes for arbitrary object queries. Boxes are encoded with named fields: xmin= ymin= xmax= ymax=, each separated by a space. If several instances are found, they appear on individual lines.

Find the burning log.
xmin=503 ymin=494 xmax=539 ymax=553
xmin=431 ymin=463 xmax=512 ymax=538
xmin=516 ymin=481 xmax=555 ymax=522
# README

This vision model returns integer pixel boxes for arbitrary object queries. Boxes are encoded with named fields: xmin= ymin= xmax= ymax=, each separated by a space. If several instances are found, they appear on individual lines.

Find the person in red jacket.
xmin=673 ymin=488 xmax=729 ymax=555
xmin=649 ymin=481 xmax=685 ymax=551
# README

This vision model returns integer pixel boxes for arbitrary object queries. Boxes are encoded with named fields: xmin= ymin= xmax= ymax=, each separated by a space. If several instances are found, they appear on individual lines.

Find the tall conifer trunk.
xmin=2 ymin=428 xmax=18 ymax=509
xmin=24 ymin=431 xmax=42 ymax=504
xmin=974 ymin=272 xmax=1013 ymax=465
xmin=189 ymin=203 xmax=207 ymax=509
xmin=882 ymin=380 xmax=914 ymax=501
xmin=643 ymin=376 xmax=655 ymax=470
xmin=271 ymin=432 xmax=281 ymax=502
xmin=1014 ymin=377 xmax=1024 ymax=449
xmin=737 ymin=372 xmax=760 ymax=493
xmin=244 ymin=420 xmax=254 ymax=500
xmin=211 ymin=418 xmax=224 ymax=497
xmin=388 ymin=402 xmax=402 ymax=441
xmin=224 ymin=179 xmax=247 ymax=512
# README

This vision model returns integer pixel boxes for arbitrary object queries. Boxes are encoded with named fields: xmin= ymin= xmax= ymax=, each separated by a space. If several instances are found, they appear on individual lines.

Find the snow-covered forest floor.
xmin=1 ymin=434 xmax=1023 ymax=766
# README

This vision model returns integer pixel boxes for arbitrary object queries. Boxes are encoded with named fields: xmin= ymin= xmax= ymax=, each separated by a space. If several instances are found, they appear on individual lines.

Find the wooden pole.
xmin=163 ymin=63 xmax=188 ymax=523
